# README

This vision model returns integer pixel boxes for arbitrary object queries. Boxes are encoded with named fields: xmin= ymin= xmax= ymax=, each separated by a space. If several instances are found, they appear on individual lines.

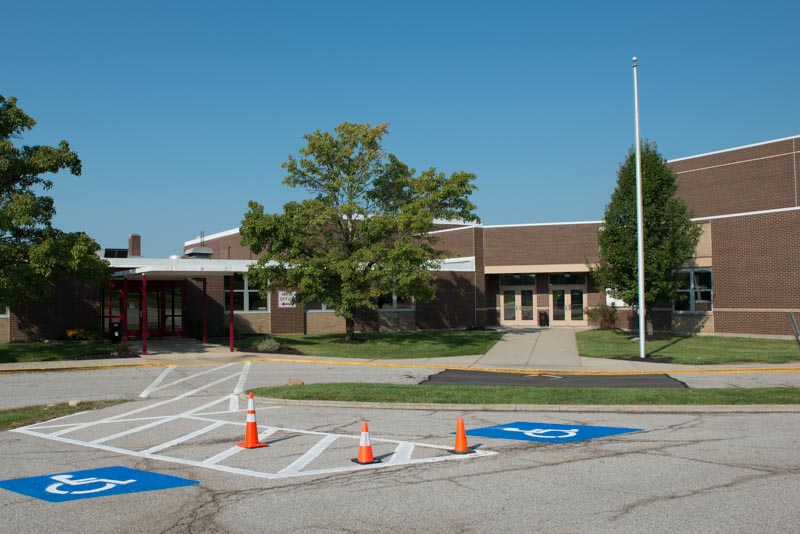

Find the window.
xmin=0 ymin=303 xmax=8 ymax=318
xmin=674 ymin=268 xmax=712 ymax=313
xmin=550 ymin=273 xmax=586 ymax=285
xmin=224 ymin=275 xmax=268 ymax=313
xmin=500 ymin=274 xmax=536 ymax=286
xmin=376 ymin=294 xmax=415 ymax=311
xmin=305 ymin=302 xmax=333 ymax=312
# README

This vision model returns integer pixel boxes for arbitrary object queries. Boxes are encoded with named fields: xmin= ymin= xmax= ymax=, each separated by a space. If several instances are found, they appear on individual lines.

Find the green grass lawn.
xmin=576 ymin=330 xmax=800 ymax=365
xmin=251 ymin=383 xmax=800 ymax=405
xmin=0 ymin=400 xmax=127 ymax=431
xmin=233 ymin=330 xmax=504 ymax=359
xmin=0 ymin=342 xmax=115 ymax=364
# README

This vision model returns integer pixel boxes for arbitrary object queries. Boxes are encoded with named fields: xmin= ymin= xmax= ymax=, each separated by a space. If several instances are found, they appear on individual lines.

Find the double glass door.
xmin=501 ymin=287 xmax=536 ymax=325
xmin=551 ymin=286 xmax=585 ymax=324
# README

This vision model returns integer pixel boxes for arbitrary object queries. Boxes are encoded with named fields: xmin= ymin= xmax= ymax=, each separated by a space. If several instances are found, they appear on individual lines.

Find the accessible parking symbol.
xmin=466 ymin=422 xmax=642 ymax=443
xmin=0 ymin=466 xmax=198 ymax=503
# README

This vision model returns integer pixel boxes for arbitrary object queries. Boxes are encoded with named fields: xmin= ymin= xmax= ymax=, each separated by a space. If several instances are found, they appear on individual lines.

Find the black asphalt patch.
xmin=420 ymin=370 xmax=688 ymax=388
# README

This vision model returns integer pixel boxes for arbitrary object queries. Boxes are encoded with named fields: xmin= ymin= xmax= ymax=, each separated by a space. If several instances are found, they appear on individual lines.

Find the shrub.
xmin=585 ymin=303 xmax=618 ymax=330
xmin=254 ymin=336 xmax=281 ymax=353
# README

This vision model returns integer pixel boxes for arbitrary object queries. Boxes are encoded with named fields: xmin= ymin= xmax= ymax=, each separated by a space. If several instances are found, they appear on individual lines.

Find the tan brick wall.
xmin=0 ymin=317 xmax=9 ymax=343
xmin=672 ymin=314 xmax=714 ymax=334
xmin=378 ymin=312 xmax=415 ymax=332
xmin=306 ymin=312 xmax=346 ymax=334
xmin=227 ymin=313 xmax=271 ymax=335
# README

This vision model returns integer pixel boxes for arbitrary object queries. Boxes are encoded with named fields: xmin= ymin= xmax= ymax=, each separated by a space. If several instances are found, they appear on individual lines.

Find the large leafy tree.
xmin=0 ymin=95 xmax=109 ymax=306
xmin=590 ymin=141 xmax=701 ymax=325
xmin=241 ymin=122 xmax=479 ymax=340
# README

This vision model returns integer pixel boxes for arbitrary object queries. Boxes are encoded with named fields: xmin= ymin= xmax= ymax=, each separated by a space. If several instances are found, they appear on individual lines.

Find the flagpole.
xmin=633 ymin=56 xmax=646 ymax=359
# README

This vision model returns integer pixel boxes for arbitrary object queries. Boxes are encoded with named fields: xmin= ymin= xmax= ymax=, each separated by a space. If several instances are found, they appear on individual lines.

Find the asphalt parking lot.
xmin=1 ymin=361 xmax=799 ymax=533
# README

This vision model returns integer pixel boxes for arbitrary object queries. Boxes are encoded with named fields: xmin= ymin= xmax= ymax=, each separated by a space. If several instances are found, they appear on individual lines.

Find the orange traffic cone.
xmin=449 ymin=416 xmax=474 ymax=454
xmin=237 ymin=392 xmax=268 ymax=449
xmin=352 ymin=421 xmax=380 ymax=464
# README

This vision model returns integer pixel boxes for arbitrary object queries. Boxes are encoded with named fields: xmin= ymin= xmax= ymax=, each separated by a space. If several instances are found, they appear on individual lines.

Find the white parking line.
xmin=139 ymin=366 xmax=176 ymax=398
xmin=143 ymin=422 xmax=227 ymax=454
xmin=146 ymin=363 xmax=235 ymax=395
xmin=279 ymin=434 xmax=339 ymax=475
xmin=12 ymin=361 xmax=497 ymax=480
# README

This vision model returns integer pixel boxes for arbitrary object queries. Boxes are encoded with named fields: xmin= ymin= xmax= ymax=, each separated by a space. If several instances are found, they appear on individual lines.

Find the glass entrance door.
xmin=550 ymin=286 xmax=586 ymax=325
xmin=500 ymin=287 xmax=537 ymax=326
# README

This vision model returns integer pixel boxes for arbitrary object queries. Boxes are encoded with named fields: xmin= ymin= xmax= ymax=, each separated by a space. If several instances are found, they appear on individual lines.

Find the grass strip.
xmin=231 ymin=330 xmax=504 ymax=359
xmin=0 ymin=400 xmax=127 ymax=431
xmin=0 ymin=342 xmax=115 ymax=364
xmin=576 ymin=330 xmax=800 ymax=365
xmin=251 ymin=383 xmax=800 ymax=405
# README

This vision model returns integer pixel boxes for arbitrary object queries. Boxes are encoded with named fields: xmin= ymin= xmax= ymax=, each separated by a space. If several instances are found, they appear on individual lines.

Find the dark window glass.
xmin=500 ymin=274 xmax=536 ymax=286
xmin=550 ymin=273 xmax=585 ymax=285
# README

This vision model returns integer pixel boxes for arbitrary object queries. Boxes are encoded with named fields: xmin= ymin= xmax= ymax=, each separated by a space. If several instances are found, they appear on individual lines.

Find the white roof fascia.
xmin=669 ymin=135 xmax=800 ymax=163
xmin=692 ymin=205 xmax=800 ymax=222
xmin=184 ymin=227 xmax=240 ymax=247
xmin=484 ymin=220 xmax=601 ymax=229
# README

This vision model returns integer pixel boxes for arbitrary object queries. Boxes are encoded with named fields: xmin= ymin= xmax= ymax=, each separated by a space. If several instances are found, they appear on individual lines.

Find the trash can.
xmin=110 ymin=322 xmax=122 ymax=344
xmin=538 ymin=311 xmax=549 ymax=327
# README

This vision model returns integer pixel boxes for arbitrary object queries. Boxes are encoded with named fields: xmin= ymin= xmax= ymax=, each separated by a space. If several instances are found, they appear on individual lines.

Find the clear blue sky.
xmin=5 ymin=1 xmax=798 ymax=257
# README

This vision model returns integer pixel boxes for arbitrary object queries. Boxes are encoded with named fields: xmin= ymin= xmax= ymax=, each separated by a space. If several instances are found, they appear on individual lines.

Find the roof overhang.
xmin=111 ymin=258 xmax=259 ymax=280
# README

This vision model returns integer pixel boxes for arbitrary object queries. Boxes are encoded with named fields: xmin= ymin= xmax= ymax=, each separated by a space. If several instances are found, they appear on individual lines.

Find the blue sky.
xmin=5 ymin=1 xmax=798 ymax=257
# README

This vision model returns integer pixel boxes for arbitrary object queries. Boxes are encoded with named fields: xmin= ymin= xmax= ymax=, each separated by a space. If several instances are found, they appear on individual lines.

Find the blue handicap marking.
xmin=0 ymin=466 xmax=198 ymax=503
xmin=465 ymin=422 xmax=642 ymax=443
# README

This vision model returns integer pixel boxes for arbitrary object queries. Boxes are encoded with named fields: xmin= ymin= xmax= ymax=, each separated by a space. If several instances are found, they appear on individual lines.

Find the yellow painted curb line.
xmin=1 ymin=355 xmax=799 ymax=376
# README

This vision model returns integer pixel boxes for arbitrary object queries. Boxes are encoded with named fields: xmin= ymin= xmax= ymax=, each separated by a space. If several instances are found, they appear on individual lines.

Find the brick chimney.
xmin=128 ymin=234 xmax=141 ymax=257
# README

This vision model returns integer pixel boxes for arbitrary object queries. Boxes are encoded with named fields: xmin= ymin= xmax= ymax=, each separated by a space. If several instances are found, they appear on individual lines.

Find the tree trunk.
xmin=345 ymin=317 xmax=355 ymax=342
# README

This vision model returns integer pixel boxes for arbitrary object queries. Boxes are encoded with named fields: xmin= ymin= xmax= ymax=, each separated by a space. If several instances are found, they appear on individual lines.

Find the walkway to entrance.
xmin=470 ymin=327 xmax=584 ymax=369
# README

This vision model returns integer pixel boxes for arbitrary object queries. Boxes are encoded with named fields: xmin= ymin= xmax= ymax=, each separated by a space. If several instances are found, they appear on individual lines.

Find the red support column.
xmin=106 ymin=283 xmax=113 ymax=339
xmin=142 ymin=274 xmax=148 ymax=356
xmin=202 ymin=278 xmax=208 ymax=344
xmin=228 ymin=274 xmax=234 ymax=352
xmin=121 ymin=279 xmax=128 ymax=342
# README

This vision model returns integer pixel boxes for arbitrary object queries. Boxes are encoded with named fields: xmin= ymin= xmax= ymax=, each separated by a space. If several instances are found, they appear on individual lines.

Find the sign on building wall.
xmin=278 ymin=291 xmax=297 ymax=308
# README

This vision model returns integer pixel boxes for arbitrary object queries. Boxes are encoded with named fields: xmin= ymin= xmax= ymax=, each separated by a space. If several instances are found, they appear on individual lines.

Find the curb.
xmin=3 ymin=355 xmax=799 ymax=376
xmin=253 ymin=396 xmax=800 ymax=414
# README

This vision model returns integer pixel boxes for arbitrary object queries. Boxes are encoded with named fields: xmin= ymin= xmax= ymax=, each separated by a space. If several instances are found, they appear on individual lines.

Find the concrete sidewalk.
xmin=1 ymin=329 xmax=799 ymax=375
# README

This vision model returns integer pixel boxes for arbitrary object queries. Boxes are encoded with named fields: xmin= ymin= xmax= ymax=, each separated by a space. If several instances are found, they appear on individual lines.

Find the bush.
xmin=585 ymin=303 xmax=618 ymax=330
xmin=254 ymin=336 xmax=281 ymax=353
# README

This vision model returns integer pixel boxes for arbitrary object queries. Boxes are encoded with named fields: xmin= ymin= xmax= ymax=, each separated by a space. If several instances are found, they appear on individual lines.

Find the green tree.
xmin=590 ymin=141 xmax=701 ymax=327
xmin=241 ymin=122 xmax=479 ymax=341
xmin=0 ymin=95 xmax=110 ymax=306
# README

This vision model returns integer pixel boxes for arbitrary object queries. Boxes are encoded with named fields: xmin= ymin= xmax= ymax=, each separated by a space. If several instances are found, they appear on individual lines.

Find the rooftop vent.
xmin=185 ymin=246 xmax=214 ymax=259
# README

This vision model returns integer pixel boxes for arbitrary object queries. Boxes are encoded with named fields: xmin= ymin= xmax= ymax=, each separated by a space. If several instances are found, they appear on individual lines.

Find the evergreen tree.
xmin=591 ymin=141 xmax=701 ymax=324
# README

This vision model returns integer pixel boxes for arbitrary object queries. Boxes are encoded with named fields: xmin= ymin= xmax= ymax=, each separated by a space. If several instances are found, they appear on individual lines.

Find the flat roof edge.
xmin=184 ymin=227 xmax=240 ymax=247
xmin=669 ymin=135 xmax=800 ymax=163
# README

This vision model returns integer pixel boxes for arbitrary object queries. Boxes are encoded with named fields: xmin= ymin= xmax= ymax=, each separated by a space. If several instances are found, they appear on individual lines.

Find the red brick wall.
xmin=671 ymin=138 xmax=798 ymax=218
xmin=186 ymin=232 xmax=256 ymax=260
xmin=708 ymin=209 xmax=800 ymax=335
xmin=269 ymin=292 xmax=305 ymax=334
xmin=483 ymin=224 xmax=601 ymax=266
xmin=11 ymin=278 xmax=102 ymax=341
xmin=415 ymin=271 xmax=476 ymax=329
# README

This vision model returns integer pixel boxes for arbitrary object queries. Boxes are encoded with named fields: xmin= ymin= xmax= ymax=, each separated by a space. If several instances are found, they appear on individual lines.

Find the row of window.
xmin=222 ymin=275 xmax=415 ymax=313
xmin=0 ymin=304 xmax=8 ymax=318
xmin=503 ymin=269 xmax=714 ymax=313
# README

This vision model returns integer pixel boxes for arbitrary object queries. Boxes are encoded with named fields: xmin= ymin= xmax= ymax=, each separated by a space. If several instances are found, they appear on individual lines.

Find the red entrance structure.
xmin=106 ymin=259 xmax=253 ymax=355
